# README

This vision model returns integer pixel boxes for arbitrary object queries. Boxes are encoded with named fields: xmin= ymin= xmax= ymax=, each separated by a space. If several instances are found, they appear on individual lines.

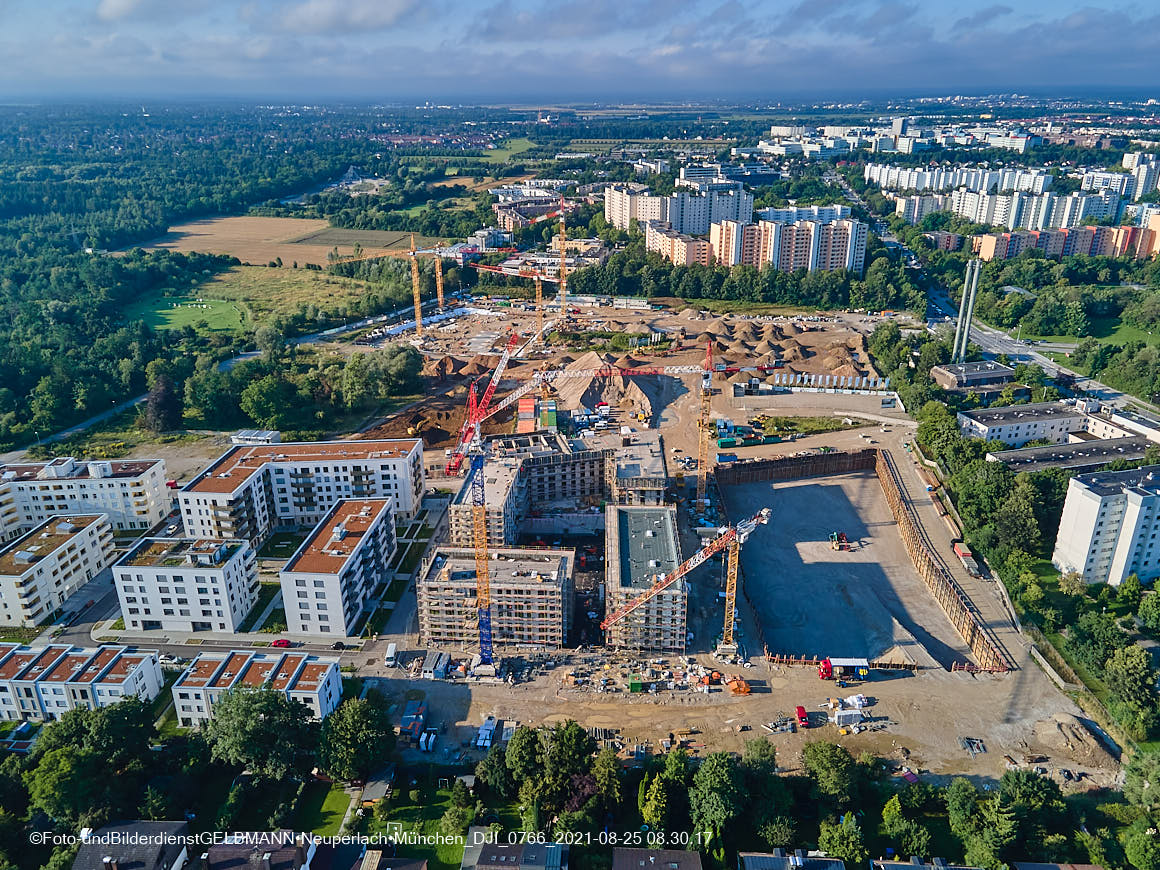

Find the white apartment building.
xmin=711 ymin=217 xmax=867 ymax=274
xmin=179 ymin=440 xmax=423 ymax=544
xmin=0 ymin=643 xmax=162 ymax=722
xmin=0 ymin=514 xmax=113 ymax=627
xmin=957 ymin=402 xmax=1087 ymax=447
xmin=171 ymin=649 xmax=341 ymax=727
xmin=756 ymin=204 xmax=851 ymax=223
xmin=1082 ymin=171 xmax=1133 ymax=197
xmin=1053 ymin=465 xmax=1160 ymax=586
xmin=948 ymin=188 xmax=1121 ymax=231
xmin=864 ymin=164 xmax=1051 ymax=194
xmin=112 ymin=537 xmax=258 ymax=633
xmin=605 ymin=184 xmax=753 ymax=235
xmin=1131 ymin=162 xmax=1160 ymax=201
xmin=894 ymin=194 xmax=949 ymax=224
xmin=280 ymin=499 xmax=396 ymax=637
xmin=0 ymin=457 xmax=169 ymax=541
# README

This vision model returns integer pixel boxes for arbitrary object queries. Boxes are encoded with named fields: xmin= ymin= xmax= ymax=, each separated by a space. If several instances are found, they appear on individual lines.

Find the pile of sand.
xmin=1031 ymin=713 xmax=1119 ymax=769
xmin=421 ymin=355 xmax=464 ymax=380
xmin=460 ymin=355 xmax=496 ymax=377
xmin=781 ymin=321 xmax=801 ymax=337
xmin=705 ymin=318 xmax=731 ymax=337
xmin=754 ymin=339 xmax=778 ymax=355
xmin=679 ymin=308 xmax=704 ymax=321
xmin=833 ymin=363 xmax=864 ymax=379
xmin=783 ymin=345 xmax=806 ymax=362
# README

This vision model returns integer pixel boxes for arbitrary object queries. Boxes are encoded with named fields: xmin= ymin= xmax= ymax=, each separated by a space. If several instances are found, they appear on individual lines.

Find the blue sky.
xmin=2 ymin=0 xmax=1158 ymax=101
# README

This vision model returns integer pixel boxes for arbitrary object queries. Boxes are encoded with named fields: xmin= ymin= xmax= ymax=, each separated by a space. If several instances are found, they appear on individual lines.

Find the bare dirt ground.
xmin=722 ymin=471 xmax=972 ymax=669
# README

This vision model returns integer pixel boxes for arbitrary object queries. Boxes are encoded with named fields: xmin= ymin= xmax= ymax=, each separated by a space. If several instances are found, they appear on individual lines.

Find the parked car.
xmin=271 ymin=639 xmax=292 ymax=648
xmin=330 ymin=641 xmax=346 ymax=650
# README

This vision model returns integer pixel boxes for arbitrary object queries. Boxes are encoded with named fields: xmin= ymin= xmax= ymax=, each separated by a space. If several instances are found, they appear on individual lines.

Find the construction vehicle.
xmin=726 ymin=675 xmax=751 ymax=695
xmin=601 ymin=508 xmax=772 ymax=657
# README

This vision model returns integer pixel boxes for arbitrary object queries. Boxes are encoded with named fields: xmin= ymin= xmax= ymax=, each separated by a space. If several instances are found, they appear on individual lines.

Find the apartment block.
xmin=0 ymin=457 xmax=168 ymax=541
xmin=755 ymin=204 xmax=851 ymax=223
xmin=280 ymin=499 xmax=396 ymax=637
xmin=417 ymin=547 xmax=574 ymax=650
xmin=449 ymin=434 xmax=609 ymax=547
xmin=605 ymin=505 xmax=685 ymax=653
xmin=976 ymin=223 xmax=1160 ymax=261
xmin=1082 ymin=170 xmax=1133 ymax=197
xmin=709 ymin=217 xmax=867 ymax=274
xmin=957 ymin=402 xmax=1087 ymax=447
xmin=113 ymin=537 xmax=258 ymax=633
xmin=180 ymin=440 xmax=422 ymax=544
xmin=0 ymin=643 xmax=162 ymax=721
xmin=865 ymin=163 xmax=1051 ymax=193
xmin=448 ymin=432 xmax=667 ymax=547
xmin=172 ymin=649 xmax=341 ymax=726
xmin=0 ymin=514 xmax=113 ymax=627
xmin=1053 ymin=465 xmax=1160 ymax=586
xmin=644 ymin=222 xmax=712 ymax=266
xmin=894 ymin=194 xmax=948 ymax=224
xmin=607 ymin=184 xmax=753 ymax=236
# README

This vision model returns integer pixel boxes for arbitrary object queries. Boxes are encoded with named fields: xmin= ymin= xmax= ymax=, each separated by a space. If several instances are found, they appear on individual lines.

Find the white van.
xmin=384 ymin=642 xmax=398 ymax=667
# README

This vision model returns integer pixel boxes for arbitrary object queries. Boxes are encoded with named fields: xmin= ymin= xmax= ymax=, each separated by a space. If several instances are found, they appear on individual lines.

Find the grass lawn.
xmin=1020 ymin=314 xmax=1160 ymax=347
xmin=258 ymin=531 xmax=309 ymax=558
xmin=294 ymin=780 xmax=351 ymax=836
xmin=0 ymin=626 xmax=41 ymax=643
xmin=123 ymin=296 xmax=246 ymax=332
xmin=238 ymin=583 xmax=282 ymax=632
xmin=755 ymin=414 xmax=864 ymax=436
xmin=366 ymin=786 xmax=465 ymax=870
xmin=27 ymin=408 xmax=212 ymax=461
xmin=258 ymin=606 xmax=287 ymax=633
xmin=481 ymin=137 xmax=535 ymax=165
xmin=125 ymin=266 xmax=395 ymax=336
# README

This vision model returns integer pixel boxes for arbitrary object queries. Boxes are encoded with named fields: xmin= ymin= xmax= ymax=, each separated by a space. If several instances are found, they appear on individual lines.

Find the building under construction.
xmin=604 ymin=505 xmax=686 ymax=652
xmin=417 ymin=546 xmax=575 ymax=650
xmin=448 ymin=431 xmax=668 ymax=547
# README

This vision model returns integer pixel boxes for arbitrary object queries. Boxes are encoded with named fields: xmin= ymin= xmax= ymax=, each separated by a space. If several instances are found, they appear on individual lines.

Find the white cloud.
xmin=95 ymin=0 xmax=145 ymax=20
xmin=260 ymin=0 xmax=420 ymax=35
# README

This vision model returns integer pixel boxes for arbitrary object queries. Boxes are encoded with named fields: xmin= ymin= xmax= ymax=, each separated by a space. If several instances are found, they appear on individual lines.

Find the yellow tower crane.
xmin=433 ymin=254 xmax=445 ymax=311
xmin=408 ymin=233 xmax=424 ymax=338
xmin=695 ymin=341 xmax=714 ymax=511
xmin=557 ymin=205 xmax=567 ymax=316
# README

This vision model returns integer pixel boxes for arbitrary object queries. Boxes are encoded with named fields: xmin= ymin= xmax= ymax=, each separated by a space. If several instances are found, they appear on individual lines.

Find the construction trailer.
xmin=818 ymin=657 xmax=870 ymax=681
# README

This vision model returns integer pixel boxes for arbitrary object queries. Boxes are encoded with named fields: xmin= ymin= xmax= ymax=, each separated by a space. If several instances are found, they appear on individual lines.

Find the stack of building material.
xmin=517 ymin=396 xmax=537 ymax=434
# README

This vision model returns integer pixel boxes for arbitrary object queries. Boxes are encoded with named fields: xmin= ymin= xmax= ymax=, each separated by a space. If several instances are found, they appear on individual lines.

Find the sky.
xmin=2 ymin=0 xmax=1159 ymax=102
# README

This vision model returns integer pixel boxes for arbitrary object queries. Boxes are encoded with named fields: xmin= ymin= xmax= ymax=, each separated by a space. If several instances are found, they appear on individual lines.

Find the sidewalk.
xmin=89 ymin=617 xmax=364 ymax=652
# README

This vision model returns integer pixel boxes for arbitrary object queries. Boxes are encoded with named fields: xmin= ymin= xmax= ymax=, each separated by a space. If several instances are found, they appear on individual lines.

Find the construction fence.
xmin=712 ymin=448 xmax=1014 ymax=673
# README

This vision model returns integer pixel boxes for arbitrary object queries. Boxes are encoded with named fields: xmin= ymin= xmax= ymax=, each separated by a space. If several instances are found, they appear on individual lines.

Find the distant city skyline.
xmin=2 ymin=0 xmax=1158 ymax=101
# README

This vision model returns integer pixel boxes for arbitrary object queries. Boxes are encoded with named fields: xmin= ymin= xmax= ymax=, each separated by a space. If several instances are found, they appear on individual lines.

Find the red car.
xmin=271 ymin=639 xmax=292 ymax=648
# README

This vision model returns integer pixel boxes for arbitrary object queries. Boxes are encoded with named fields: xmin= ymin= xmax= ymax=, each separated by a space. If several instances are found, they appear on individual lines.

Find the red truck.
xmin=796 ymin=705 xmax=810 ymax=728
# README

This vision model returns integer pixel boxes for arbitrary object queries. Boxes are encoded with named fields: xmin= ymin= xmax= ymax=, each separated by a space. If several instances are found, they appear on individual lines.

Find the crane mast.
xmin=434 ymin=255 xmax=445 ymax=311
xmin=408 ymin=233 xmax=423 ymax=337
xmin=696 ymin=340 xmax=713 ymax=511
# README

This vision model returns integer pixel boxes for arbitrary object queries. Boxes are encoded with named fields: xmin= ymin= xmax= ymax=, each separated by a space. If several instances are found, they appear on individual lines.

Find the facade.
xmin=1053 ymin=465 xmax=1160 ymax=586
xmin=172 ymin=649 xmax=341 ymax=726
xmin=606 ymin=184 xmax=753 ymax=235
xmin=976 ymin=222 xmax=1160 ymax=261
xmin=448 ymin=432 xmax=667 ymax=547
xmin=417 ymin=547 xmax=574 ymax=649
xmin=755 ymin=204 xmax=851 ymax=223
xmin=0 ymin=514 xmax=114 ymax=627
xmin=930 ymin=361 xmax=1015 ymax=390
xmin=865 ymin=163 xmax=1051 ymax=194
xmin=949 ymin=188 xmax=1121 ymax=231
xmin=0 ymin=457 xmax=168 ymax=541
xmin=1082 ymin=170 xmax=1133 ymax=197
xmin=180 ymin=440 xmax=423 ymax=544
xmin=894 ymin=194 xmax=949 ymax=224
xmin=957 ymin=402 xmax=1086 ymax=447
xmin=605 ymin=505 xmax=685 ymax=653
xmin=644 ymin=222 xmax=713 ymax=266
xmin=280 ymin=499 xmax=396 ymax=637
xmin=709 ymin=217 xmax=867 ymax=274
xmin=0 ymin=643 xmax=162 ymax=721
xmin=113 ymin=537 xmax=258 ymax=633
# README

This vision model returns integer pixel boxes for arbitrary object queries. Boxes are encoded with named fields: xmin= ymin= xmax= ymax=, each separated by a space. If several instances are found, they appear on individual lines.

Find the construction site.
xmin=329 ymin=224 xmax=1117 ymax=786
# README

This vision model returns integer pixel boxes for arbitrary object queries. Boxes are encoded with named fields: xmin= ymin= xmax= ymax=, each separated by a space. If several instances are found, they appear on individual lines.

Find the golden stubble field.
xmin=141 ymin=215 xmax=442 ymax=267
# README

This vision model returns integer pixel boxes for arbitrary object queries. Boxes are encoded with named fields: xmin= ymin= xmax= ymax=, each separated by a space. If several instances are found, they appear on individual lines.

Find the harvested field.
xmin=722 ymin=470 xmax=973 ymax=669
xmin=141 ymin=215 xmax=441 ymax=267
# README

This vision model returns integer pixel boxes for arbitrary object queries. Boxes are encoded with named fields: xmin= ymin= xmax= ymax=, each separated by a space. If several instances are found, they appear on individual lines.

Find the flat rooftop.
xmin=1 ymin=457 xmax=161 ymax=482
xmin=959 ymin=401 xmax=1082 ymax=426
xmin=283 ymin=499 xmax=391 ymax=575
xmin=422 ymin=547 xmax=571 ymax=590
xmin=0 ymin=646 xmax=63 ymax=681
xmin=610 ymin=505 xmax=680 ymax=591
xmin=582 ymin=430 xmax=667 ymax=480
xmin=1074 ymin=463 xmax=1160 ymax=497
xmin=175 ymin=650 xmax=338 ymax=693
xmin=933 ymin=360 xmax=1015 ymax=376
xmin=988 ymin=436 xmax=1150 ymax=473
xmin=185 ymin=439 xmax=420 ymax=494
xmin=120 ymin=537 xmax=246 ymax=569
xmin=0 ymin=514 xmax=105 ymax=577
